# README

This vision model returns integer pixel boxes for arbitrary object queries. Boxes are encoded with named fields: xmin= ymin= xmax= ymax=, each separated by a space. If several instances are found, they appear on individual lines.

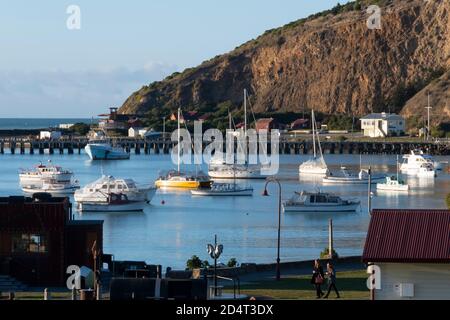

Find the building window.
xmin=12 ymin=234 xmax=48 ymax=253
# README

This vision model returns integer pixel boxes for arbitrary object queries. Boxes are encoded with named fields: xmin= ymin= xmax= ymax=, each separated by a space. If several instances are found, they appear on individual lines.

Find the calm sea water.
xmin=0 ymin=152 xmax=448 ymax=269
xmin=0 ymin=118 xmax=97 ymax=130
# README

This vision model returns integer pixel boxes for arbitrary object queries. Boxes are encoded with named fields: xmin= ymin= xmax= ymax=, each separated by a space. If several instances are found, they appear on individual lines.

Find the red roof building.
xmin=255 ymin=118 xmax=284 ymax=132
xmin=362 ymin=209 xmax=450 ymax=300
xmin=290 ymin=118 xmax=309 ymax=130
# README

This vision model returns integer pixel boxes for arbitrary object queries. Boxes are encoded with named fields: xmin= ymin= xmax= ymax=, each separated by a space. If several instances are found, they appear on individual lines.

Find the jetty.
xmin=0 ymin=136 xmax=448 ymax=156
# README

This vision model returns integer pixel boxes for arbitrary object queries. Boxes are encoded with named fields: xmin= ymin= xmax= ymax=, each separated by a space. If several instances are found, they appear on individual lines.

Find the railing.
xmin=208 ymin=275 xmax=241 ymax=299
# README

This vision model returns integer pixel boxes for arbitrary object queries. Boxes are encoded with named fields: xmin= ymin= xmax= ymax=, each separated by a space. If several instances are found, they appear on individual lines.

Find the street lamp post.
xmin=262 ymin=177 xmax=282 ymax=281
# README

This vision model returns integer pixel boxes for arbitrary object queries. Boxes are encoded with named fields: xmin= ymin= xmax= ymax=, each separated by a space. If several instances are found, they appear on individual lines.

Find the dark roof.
xmin=360 ymin=113 xmax=404 ymax=121
xmin=67 ymin=220 xmax=104 ymax=226
xmin=362 ymin=209 xmax=450 ymax=263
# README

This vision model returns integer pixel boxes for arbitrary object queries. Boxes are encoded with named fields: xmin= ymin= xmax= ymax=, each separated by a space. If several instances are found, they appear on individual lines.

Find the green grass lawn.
xmin=226 ymin=270 xmax=370 ymax=300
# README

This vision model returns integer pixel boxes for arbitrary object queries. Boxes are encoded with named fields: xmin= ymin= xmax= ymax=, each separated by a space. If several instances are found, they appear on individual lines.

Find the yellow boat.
xmin=155 ymin=171 xmax=212 ymax=189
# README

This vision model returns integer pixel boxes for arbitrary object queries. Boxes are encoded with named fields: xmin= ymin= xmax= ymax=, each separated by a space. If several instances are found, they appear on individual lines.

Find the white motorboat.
xmin=323 ymin=167 xmax=384 ymax=184
xmin=191 ymin=183 xmax=253 ymax=196
xmin=19 ymin=161 xmax=74 ymax=187
xmin=85 ymin=139 xmax=130 ymax=160
xmin=282 ymin=190 xmax=360 ymax=213
xmin=75 ymin=175 xmax=156 ymax=203
xmin=78 ymin=193 xmax=146 ymax=212
xmin=400 ymin=150 xmax=436 ymax=177
xmin=22 ymin=179 xmax=80 ymax=195
xmin=299 ymin=110 xmax=329 ymax=175
xmin=376 ymin=176 xmax=409 ymax=192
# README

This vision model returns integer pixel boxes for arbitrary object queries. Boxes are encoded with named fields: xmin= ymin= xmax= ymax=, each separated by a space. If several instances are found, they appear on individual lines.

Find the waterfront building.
xmin=363 ymin=209 xmax=450 ymax=300
xmin=128 ymin=127 xmax=148 ymax=138
xmin=39 ymin=131 xmax=62 ymax=140
xmin=98 ymin=107 xmax=141 ymax=132
xmin=360 ymin=113 xmax=405 ymax=138
xmin=290 ymin=118 xmax=309 ymax=130
xmin=0 ymin=195 xmax=103 ymax=287
xmin=255 ymin=118 xmax=284 ymax=132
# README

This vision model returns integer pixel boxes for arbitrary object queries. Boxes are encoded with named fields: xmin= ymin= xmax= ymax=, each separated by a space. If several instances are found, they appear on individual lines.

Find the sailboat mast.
xmin=177 ymin=108 xmax=181 ymax=173
xmin=312 ymin=110 xmax=317 ymax=158
xmin=396 ymin=155 xmax=399 ymax=181
xmin=244 ymin=89 xmax=247 ymax=134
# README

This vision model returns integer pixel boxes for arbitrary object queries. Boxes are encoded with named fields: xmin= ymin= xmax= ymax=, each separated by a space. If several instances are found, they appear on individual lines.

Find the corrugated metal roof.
xmin=362 ymin=209 xmax=450 ymax=263
xmin=360 ymin=113 xmax=404 ymax=121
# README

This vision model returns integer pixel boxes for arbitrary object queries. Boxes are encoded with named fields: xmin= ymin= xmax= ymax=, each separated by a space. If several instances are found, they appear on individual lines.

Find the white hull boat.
xmin=191 ymin=183 xmax=253 ymax=196
xmin=208 ymin=164 xmax=265 ymax=179
xmin=85 ymin=141 xmax=130 ymax=160
xmin=376 ymin=177 xmax=409 ymax=192
xmin=400 ymin=150 xmax=436 ymax=177
xmin=19 ymin=161 xmax=74 ymax=187
xmin=283 ymin=191 xmax=360 ymax=213
xmin=75 ymin=176 xmax=156 ymax=203
xmin=323 ymin=167 xmax=384 ymax=184
xmin=22 ymin=182 xmax=80 ymax=195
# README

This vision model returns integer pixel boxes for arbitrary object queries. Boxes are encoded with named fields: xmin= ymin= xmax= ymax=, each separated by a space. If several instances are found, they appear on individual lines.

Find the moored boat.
xmin=400 ymin=150 xmax=436 ymax=177
xmin=282 ymin=190 xmax=360 ymax=213
xmin=323 ymin=167 xmax=384 ymax=184
xmin=19 ymin=161 xmax=74 ymax=187
xmin=78 ymin=193 xmax=146 ymax=212
xmin=191 ymin=183 xmax=253 ymax=196
xmin=22 ymin=179 xmax=80 ymax=195
xmin=85 ymin=139 xmax=130 ymax=160
xmin=376 ymin=176 xmax=409 ymax=192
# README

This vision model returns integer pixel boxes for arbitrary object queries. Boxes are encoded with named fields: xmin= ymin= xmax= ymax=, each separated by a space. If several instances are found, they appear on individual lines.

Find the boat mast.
xmin=312 ymin=110 xmax=316 ymax=158
xmin=244 ymin=89 xmax=248 ymax=166
xmin=396 ymin=155 xmax=399 ymax=181
xmin=177 ymin=107 xmax=181 ymax=173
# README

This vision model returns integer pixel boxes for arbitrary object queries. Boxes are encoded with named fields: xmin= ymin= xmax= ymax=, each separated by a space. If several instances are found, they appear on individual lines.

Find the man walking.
xmin=323 ymin=262 xmax=340 ymax=299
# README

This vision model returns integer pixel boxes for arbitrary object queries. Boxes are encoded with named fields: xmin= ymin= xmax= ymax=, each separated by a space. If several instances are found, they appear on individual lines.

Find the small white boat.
xmin=75 ymin=175 xmax=156 ymax=203
xmin=85 ymin=139 xmax=130 ymax=160
xmin=376 ymin=176 xmax=409 ymax=192
xmin=191 ymin=183 xmax=253 ymax=196
xmin=323 ymin=167 xmax=384 ymax=184
xmin=19 ymin=161 xmax=74 ymax=187
xmin=78 ymin=193 xmax=146 ymax=212
xmin=22 ymin=179 xmax=80 ymax=195
xmin=400 ymin=150 xmax=436 ymax=177
xmin=299 ymin=110 xmax=329 ymax=175
xmin=283 ymin=190 xmax=360 ymax=213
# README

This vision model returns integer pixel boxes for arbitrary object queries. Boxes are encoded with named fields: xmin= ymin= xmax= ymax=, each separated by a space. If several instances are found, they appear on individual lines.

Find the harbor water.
xmin=0 ymin=152 xmax=448 ymax=269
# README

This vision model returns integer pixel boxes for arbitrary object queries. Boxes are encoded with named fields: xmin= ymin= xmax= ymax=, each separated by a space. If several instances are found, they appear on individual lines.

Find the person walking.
xmin=311 ymin=259 xmax=324 ymax=298
xmin=323 ymin=262 xmax=340 ymax=299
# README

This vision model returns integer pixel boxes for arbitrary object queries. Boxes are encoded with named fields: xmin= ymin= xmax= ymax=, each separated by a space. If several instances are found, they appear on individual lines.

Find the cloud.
xmin=0 ymin=62 xmax=177 ymax=117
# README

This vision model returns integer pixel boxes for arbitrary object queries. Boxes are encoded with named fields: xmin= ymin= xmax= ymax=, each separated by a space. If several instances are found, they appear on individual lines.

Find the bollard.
xmin=96 ymin=285 xmax=101 ymax=300
xmin=71 ymin=287 xmax=77 ymax=300
xmin=44 ymin=288 xmax=51 ymax=300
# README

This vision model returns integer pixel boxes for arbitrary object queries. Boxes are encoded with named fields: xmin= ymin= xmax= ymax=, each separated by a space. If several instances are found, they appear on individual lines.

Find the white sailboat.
xmin=377 ymin=156 xmax=409 ymax=192
xmin=323 ymin=167 xmax=385 ymax=184
xmin=299 ymin=110 xmax=329 ymax=175
xmin=208 ymin=89 xmax=266 ymax=180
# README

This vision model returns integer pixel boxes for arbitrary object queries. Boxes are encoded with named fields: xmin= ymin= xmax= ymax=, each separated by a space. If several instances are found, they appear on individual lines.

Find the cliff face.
xmin=119 ymin=0 xmax=450 ymax=122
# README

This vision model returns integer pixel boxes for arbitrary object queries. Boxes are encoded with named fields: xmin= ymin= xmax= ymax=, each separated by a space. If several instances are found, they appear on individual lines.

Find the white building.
xmin=360 ymin=113 xmax=405 ymax=138
xmin=39 ymin=131 xmax=62 ymax=140
xmin=128 ymin=127 xmax=147 ymax=138
xmin=363 ymin=209 xmax=450 ymax=300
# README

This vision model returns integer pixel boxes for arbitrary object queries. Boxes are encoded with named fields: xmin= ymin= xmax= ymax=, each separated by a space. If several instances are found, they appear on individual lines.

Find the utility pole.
xmin=368 ymin=167 xmax=372 ymax=215
xmin=425 ymin=92 xmax=432 ymax=141
xmin=328 ymin=219 xmax=334 ymax=259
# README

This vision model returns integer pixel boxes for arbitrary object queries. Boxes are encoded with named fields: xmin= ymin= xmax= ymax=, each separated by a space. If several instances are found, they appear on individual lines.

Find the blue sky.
xmin=0 ymin=0 xmax=348 ymax=117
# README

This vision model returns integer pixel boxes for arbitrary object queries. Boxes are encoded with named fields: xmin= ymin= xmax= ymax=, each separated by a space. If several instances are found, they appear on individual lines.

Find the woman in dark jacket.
xmin=323 ymin=262 xmax=340 ymax=299
xmin=311 ymin=259 xmax=325 ymax=298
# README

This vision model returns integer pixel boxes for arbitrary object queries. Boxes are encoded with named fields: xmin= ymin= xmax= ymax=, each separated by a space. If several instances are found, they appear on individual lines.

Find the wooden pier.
xmin=0 ymin=137 xmax=448 ymax=156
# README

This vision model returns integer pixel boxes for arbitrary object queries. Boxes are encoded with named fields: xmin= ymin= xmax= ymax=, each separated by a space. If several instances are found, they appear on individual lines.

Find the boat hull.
xmin=282 ymin=203 xmax=360 ymax=213
xmin=155 ymin=180 xmax=211 ymax=189
xmin=322 ymin=176 xmax=384 ymax=184
xmin=22 ymin=186 xmax=80 ymax=195
xmin=78 ymin=202 xmax=146 ymax=212
xmin=376 ymin=184 xmax=409 ymax=191
xmin=191 ymin=188 xmax=253 ymax=196
xmin=85 ymin=144 xmax=130 ymax=160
